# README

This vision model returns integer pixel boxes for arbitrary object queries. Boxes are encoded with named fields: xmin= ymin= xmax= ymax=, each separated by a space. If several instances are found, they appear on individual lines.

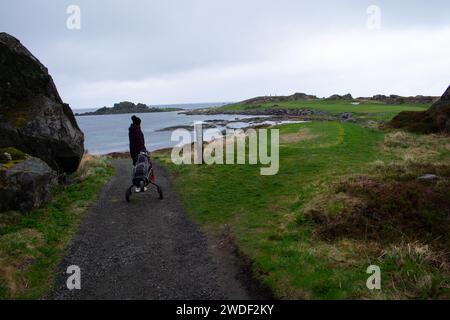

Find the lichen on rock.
xmin=0 ymin=32 xmax=84 ymax=173
xmin=0 ymin=155 xmax=57 ymax=212
xmin=0 ymin=147 xmax=27 ymax=169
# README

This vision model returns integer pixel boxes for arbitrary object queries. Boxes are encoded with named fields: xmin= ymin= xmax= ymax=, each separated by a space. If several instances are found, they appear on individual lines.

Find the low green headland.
xmin=220 ymin=99 xmax=431 ymax=121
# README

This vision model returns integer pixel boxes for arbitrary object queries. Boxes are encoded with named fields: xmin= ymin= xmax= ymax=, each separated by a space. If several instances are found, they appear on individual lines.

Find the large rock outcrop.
xmin=390 ymin=85 xmax=450 ymax=134
xmin=429 ymin=86 xmax=450 ymax=111
xmin=358 ymin=94 xmax=438 ymax=105
xmin=242 ymin=92 xmax=318 ymax=105
xmin=326 ymin=93 xmax=353 ymax=100
xmin=0 ymin=152 xmax=57 ymax=212
xmin=0 ymin=32 xmax=84 ymax=173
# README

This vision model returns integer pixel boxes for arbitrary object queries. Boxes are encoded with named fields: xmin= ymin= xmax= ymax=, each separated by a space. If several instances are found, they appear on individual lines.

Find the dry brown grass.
xmin=370 ymin=130 xmax=450 ymax=182
xmin=77 ymin=153 xmax=109 ymax=180
xmin=383 ymin=131 xmax=450 ymax=162
xmin=0 ymin=228 xmax=44 ymax=296
xmin=376 ymin=242 xmax=450 ymax=299
xmin=306 ymin=174 xmax=450 ymax=253
xmin=380 ymin=242 xmax=449 ymax=272
xmin=280 ymin=128 xmax=318 ymax=144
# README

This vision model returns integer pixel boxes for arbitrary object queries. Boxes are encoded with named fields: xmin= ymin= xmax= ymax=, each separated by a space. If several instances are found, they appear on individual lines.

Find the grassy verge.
xmin=0 ymin=155 xmax=114 ymax=299
xmin=155 ymin=121 xmax=450 ymax=299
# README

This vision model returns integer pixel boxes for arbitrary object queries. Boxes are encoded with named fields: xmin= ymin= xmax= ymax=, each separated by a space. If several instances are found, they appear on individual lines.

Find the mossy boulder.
xmin=0 ymin=33 xmax=84 ymax=173
xmin=390 ymin=85 xmax=450 ymax=134
xmin=0 ymin=147 xmax=27 ymax=169
xmin=0 ymin=152 xmax=57 ymax=212
xmin=327 ymin=93 xmax=353 ymax=100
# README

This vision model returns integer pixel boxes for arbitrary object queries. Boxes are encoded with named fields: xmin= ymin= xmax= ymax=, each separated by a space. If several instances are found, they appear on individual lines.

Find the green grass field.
xmin=156 ymin=119 xmax=450 ymax=299
xmin=220 ymin=99 xmax=430 ymax=121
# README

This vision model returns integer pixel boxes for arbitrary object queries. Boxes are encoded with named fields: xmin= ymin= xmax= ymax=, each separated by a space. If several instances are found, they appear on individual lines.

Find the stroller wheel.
xmin=125 ymin=188 xmax=132 ymax=202
xmin=157 ymin=186 xmax=163 ymax=200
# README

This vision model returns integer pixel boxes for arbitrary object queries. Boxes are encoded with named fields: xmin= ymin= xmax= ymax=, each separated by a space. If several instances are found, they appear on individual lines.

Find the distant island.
xmin=75 ymin=101 xmax=184 ymax=116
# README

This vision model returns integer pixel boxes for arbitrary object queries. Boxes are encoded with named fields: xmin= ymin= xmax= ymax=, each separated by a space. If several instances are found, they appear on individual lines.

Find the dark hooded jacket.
xmin=129 ymin=123 xmax=146 ymax=162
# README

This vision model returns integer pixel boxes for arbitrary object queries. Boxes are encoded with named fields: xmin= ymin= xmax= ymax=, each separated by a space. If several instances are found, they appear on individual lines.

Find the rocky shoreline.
xmin=153 ymin=115 xmax=326 ymax=140
xmin=181 ymin=107 xmax=329 ymax=117
xmin=180 ymin=107 xmax=353 ymax=122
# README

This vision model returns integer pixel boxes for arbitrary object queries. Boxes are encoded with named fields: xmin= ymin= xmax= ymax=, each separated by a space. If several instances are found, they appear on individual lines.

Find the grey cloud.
xmin=1 ymin=0 xmax=449 ymax=108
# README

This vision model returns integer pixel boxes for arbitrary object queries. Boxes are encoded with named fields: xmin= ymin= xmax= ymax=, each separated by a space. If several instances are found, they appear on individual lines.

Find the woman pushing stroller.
xmin=126 ymin=115 xmax=163 ymax=202
xmin=129 ymin=115 xmax=147 ymax=166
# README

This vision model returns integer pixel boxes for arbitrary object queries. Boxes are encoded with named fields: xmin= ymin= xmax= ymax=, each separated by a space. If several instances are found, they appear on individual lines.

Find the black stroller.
xmin=125 ymin=152 xmax=163 ymax=202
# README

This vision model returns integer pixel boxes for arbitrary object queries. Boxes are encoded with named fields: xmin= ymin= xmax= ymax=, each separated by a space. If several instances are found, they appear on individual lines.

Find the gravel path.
xmin=51 ymin=159 xmax=268 ymax=300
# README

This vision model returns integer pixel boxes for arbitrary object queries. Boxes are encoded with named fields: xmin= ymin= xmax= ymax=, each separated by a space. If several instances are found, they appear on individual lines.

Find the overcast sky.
xmin=1 ymin=0 xmax=449 ymax=109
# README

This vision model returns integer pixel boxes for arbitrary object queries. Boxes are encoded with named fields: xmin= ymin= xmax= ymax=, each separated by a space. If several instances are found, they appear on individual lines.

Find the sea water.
xmin=75 ymin=109 xmax=256 ymax=155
